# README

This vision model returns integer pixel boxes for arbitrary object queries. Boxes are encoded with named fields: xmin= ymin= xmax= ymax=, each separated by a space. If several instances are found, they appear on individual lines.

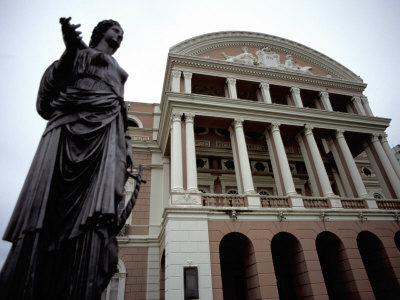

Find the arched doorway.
xmin=271 ymin=232 xmax=309 ymax=300
xmin=219 ymin=232 xmax=261 ymax=300
xmin=395 ymin=231 xmax=400 ymax=252
xmin=357 ymin=231 xmax=400 ymax=299
xmin=316 ymin=231 xmax=360 ymax=300
xmin=160 ymin=250 xmax=165 ymax=300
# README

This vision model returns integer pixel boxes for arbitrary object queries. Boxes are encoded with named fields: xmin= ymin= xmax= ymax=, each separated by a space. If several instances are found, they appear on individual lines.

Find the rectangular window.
xmin=184 ymin=266 xmax=199 ymax=299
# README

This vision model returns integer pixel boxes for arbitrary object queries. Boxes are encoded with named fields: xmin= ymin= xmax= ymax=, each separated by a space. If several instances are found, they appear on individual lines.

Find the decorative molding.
xmin=171 ymin=70 xmax=182 ymax=78
xmin=185 ymin=113 xmax=195 ymax=122
xmin=169 ymin=31 xmax=363 ymax=82
xmin=171 ymin=112 xmax=182 ymax=122
xmin=183 ymin=71 xmax=193 ymax=79
xmin=195 ymin=140 xmax=211 ymax=147
xmin=168 ymin=55 xmax=366 ymax=93
xmin=226 ymin=77 xmax=237 ymax=85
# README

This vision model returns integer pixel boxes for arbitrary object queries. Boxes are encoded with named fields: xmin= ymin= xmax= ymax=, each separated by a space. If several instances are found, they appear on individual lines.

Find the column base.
xmin=246 ymin=195 xmax=261 ymax=208
xmin=289 ymin=194 xmax=305 ymax=208
xmin=365 ymin=198 xmax=378 ymax=209
xmin=328 ymin=195 xmax=343 ymax=208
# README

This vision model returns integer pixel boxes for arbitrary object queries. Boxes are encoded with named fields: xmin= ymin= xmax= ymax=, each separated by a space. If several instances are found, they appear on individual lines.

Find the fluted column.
xmin=232 ymin=119 xmax=255 ymax=194
xmin=183 ymin=71 xmax=192 ymax=94
xmin=290 ymin=87 xmax=303 ymax=108
xmin=351 ymin=96 xmax=367 ymax=116
xmin=171 ymin=112 xmax=183 ymax=191
xmin=171 ymin=70 xmax=181 ymax=92
xmin=319 ymin=91 xmax=333 ymax=111
xmin=335 ymin=130 xmax=368 ymax=197
xmin=361 ymin=96 xmax=373 ymax=116
xmin=380 ymin=133 xmax=400 ymax=180
xmin=303 ymin=126 xmax=335 ymax=197
xmin=226 ymin=78 xmax=237 ymax=99
xmin=259 ymin=82 xmax=272 ymax=104
xmin=269 ymin=123 xmax=297 ymax=195
xmin=370 ymin=134 xmax=400 ymax=198
xmin=185 ymin=113 xmax=198 ymax=192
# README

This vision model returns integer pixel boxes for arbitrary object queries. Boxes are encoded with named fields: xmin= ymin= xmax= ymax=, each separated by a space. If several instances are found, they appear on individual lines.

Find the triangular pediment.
xmin=169 ymin=31 xmax=362 ymax=82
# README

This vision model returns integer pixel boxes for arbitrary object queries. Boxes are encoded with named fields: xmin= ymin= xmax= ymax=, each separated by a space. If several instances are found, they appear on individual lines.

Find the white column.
xmin=232 ymin=119 xmax=256 ymax=194
xmin=183 ymin=71 xmax=192 ymax=94
xmin=380 ymin=133 xmax=400 ymax=180
xmin=303 ymin=126 xmax=335 ymax=197
xmin=171 ymin=70 xmax=181 ymax=92
xmin=296 ymin=133 xmax=319 ymax=196
xmin=171 ymin=112 xmax=183 ymax=191
xmin=259 ymin=82 xmax=272 ymax=104
xmin=185 ymin=113 xmax=198 ymax=192
xmin=351 ymin=96 xmax=367 ymax=116
xmin=319 ymin=91 xmax=333 ymax=111
xmin=269 ymin=123 xmax=297 ymax=195
xmin=229 ymin=126 xmax=243 ymax=194
xmin=226 ymin=78 xmax=237 ymax=99
xmin=370 ymin=134 xmax=400 ymax=198
xmin=335 ymin=130 xmax=368 ymax=197
xmin=361 ymin=96 xmax=373 ymax=116
xmin=290 ymin=87 xmax=303 ymax=108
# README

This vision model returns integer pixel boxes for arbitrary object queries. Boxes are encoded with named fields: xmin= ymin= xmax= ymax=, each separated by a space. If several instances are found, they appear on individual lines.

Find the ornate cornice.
xmin=168 ymin=54 xmax=366 ymax=93
xmin=169 ymin=31 xmax=363 ymax=82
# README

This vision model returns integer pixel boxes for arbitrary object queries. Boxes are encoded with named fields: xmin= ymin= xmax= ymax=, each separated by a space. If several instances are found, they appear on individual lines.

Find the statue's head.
xmin=89 ymin=19 xmax=123 ymax=49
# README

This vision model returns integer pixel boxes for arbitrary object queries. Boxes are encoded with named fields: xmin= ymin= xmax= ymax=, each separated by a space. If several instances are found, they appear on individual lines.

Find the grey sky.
xmin=1 ymin=0 xmax=399 ymax=267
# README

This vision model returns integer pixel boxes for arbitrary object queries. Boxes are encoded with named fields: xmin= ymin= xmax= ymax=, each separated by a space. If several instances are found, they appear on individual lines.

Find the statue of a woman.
xmin=0 ymin=18 xmax=134 ymax=300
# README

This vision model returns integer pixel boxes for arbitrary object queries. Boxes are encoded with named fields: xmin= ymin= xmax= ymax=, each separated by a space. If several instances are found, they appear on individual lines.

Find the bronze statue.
xmin=0 ymin=18 xmax=144 ymax=300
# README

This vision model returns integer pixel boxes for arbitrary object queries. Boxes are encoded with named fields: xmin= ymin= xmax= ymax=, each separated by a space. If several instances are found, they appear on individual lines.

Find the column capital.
xmin=259 ymin=82 xmax=270 ymax=89
xmin=380 ymin=133 xmax=388 ymax=143
xmin=361 ymin=96 xmax=369 ymax=103
xmin=290 ymin=87 xmax=301 ymax=94
xmin=232 ymin=118 xmax=244 ymax=129
xmin=226 ymin=77 xmax=236 ymax=85
xmin=185 ymin=113 xmax=195 ymax=122
xmin=183 ymin=71 xmax=193 ymax=79
xmin=171 ymin=70 xmax=182 ymax=78
xmin=335 ymin=129 xmax=345 ymax=139
xmin=171 ymin=112 xmax=183 ymax=122
xmin=319 ymin=91 xmax=329 ymax=98
xmin=268 ymin=122 xmax=281 ymax=132
xmin=351 ymin=96 xmax=362 ymax=103
xmin=370 ymin=133 xmax=380 ymax=143
xmin=304 ymin=125 xmax=314 ymax=136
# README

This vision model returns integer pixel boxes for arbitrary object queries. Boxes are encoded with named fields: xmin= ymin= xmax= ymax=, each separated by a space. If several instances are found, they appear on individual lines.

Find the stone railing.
xmin=341 ymin=198 xmax=367 ymax=209
xmin=302 ymin=197 xmax=330 ymax=209
xmin=260 ymin=196 xmax=290 ymax=208
xmin=202 ymin=194 xmax=246 ymax=207
xmin=376 ymin=199 xmax=400 ymax=210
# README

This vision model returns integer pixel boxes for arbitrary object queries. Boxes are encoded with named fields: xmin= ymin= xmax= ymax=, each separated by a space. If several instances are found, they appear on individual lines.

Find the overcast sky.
xmin=1 ymin=0 xmax=399 ymax=267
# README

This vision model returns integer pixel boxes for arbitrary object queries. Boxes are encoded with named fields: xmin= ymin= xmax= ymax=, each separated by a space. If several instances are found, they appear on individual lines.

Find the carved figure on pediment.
xmin=284 ymin=54 xmax=312 ymax=74
xmin=255 ymin=47 xmax=283 ymax=69
xmin=221 ymin=47 xmax=256 ymax=65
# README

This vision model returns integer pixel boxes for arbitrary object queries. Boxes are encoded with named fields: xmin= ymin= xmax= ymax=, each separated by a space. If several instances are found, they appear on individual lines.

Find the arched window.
xmin=219 ymin=233 xmax=261 ymax=300
xmin=316 ymin=231 xmax=359 ymax=299
xmin=101 ymin=259 xmax=126 ymax=300
xmin=357 ymin=231 xmax=400 ymax=298
xmin=128 ymin=120 xmax=139 ymax=128
xmin=160 ymin=251 xmax=165 ymax=300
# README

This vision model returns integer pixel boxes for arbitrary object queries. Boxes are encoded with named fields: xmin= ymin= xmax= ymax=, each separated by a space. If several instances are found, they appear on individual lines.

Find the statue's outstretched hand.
xmin=60 ymin=17 xmax=85 ymax=51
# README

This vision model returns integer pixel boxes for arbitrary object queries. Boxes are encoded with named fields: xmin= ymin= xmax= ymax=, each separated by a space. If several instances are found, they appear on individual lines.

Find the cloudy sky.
xmin=1 ymin=0 xmax=399 ymax=267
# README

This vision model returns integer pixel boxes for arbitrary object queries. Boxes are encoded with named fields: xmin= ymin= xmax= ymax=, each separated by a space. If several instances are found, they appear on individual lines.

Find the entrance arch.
xmin=316 ymin=231 xmax=360 ymax=300
xmin=357 ymin=231 xmax=400 ymax=299
xmin=271 ymin=232 xmax=309 ymax=299
xmin=219 ymin=232 xmax=261 ymax=300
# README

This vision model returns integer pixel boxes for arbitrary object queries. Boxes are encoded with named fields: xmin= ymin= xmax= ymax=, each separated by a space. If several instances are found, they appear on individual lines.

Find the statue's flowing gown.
xmin=0 ymin=48 xmax=131 ymax=300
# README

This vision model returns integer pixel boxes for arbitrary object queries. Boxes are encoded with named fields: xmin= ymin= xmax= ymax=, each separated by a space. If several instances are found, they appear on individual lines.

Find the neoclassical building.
xmin=109 ymin=32 xmax=400 ymax=300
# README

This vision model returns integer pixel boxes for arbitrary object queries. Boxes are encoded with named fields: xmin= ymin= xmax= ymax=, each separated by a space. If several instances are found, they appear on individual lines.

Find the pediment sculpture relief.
xmin=221 ymin=46 xmax=315 ymax=75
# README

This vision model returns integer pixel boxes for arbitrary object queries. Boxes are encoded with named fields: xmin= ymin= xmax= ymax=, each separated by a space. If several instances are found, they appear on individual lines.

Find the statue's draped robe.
xmin=0 ymin=48 xmax=131 ymax=300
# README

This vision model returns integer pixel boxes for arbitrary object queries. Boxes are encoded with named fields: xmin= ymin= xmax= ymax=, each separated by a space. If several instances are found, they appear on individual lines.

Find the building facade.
xmin=110 ymin=32 xmax=400 ymax=300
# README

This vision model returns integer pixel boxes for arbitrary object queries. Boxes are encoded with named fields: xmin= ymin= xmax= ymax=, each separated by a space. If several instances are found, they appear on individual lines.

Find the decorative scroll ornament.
xmin=222 ymin=46 xmax=314 ymax=75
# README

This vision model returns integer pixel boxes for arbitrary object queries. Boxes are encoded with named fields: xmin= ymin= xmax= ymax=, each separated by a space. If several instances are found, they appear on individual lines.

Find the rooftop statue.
xmin=0 ymin=17 xmax=145 ymax=300
xmin=222 ymin=47 xmax=256 ymax=65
